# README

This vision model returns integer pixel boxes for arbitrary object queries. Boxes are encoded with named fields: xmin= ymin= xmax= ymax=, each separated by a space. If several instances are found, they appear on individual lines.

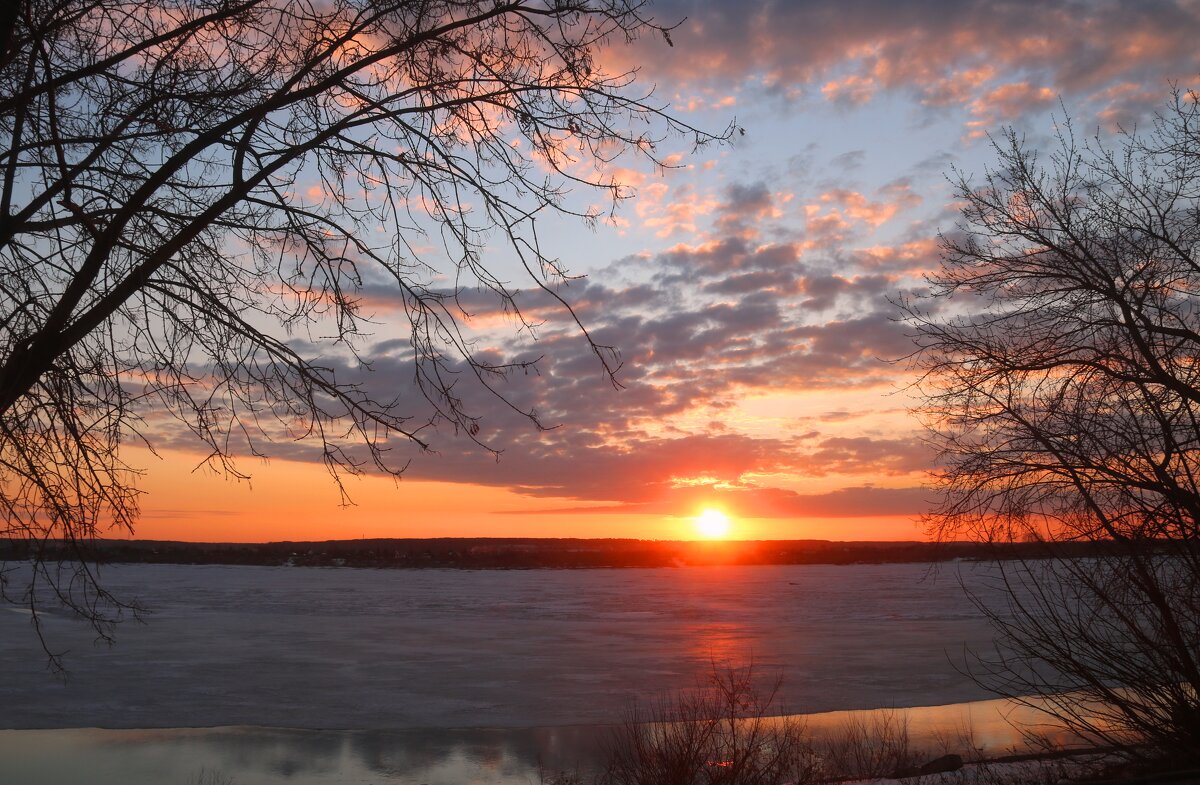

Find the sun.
xmin=694 ymin=508 xmax=732 ymax=539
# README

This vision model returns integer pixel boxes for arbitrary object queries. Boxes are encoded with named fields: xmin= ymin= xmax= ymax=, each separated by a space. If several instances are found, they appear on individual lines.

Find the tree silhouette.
xmin=904 ymin=90 xmax=1200 ymax=763
xmin=0 ymin=0 xmax=727 ymax=662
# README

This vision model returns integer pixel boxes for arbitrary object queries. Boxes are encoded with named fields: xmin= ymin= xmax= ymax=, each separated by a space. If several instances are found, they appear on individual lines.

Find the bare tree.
xmin=903 ymin=89 xmax=1200 ymax=764
xmin=0 ymin=0 xmax=727 ymax=662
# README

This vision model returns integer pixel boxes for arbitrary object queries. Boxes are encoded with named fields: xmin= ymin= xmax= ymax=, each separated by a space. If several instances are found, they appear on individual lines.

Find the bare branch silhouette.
xmin=903 ymin=87 xmax=1200 ymax=765
xmin=0 ymin=0 xmax=730 ymax=663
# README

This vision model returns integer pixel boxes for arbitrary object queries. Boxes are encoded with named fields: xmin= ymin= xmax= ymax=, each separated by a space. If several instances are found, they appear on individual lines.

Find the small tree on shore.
xmin=904 ymin=89 xmax=1200 ymax=762
xmin=0 ymin=0 xmax=726 ymax=662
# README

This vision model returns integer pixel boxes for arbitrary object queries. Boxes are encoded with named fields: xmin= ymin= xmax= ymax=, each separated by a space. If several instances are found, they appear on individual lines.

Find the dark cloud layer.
xmin=624 ymin=0 xmax=1200 ymax=129
xmin=143 ymin=155 xmax=937 ymax=520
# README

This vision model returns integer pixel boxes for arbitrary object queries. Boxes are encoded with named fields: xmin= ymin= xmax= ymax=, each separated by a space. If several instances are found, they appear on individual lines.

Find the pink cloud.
xmin=803 ymin=183 xmax=920 ymax=244
xmin=821 ymin=73 xmax=877 ymax=106
xmin=637 ymin=183 xmax=720 ymax=237
xmin=602 ymin=1 xmax=1200 ymax=131
xmin=964 ymin=81 xmax=1057 ymax=138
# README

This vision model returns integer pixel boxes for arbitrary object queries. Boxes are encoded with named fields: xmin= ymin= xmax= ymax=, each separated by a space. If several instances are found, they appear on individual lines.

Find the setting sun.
xmin=695 ymin=508 xmax=732 ymax=539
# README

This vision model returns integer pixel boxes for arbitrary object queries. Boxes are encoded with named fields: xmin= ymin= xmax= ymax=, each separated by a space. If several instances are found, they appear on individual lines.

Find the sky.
xmin=130 ymin=0 xmax=1200 ymax=543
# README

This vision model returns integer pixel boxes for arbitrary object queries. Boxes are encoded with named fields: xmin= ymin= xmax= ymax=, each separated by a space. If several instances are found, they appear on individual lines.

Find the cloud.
xmin=1089 ymin=80 xmax=1166 ymax=130
xmin=813 ymin=186 xmax=919 ymax=229
xmin=713 ymin=181 xmax=782 ymax=238
xmin=971 ymin=81 xmax=1057 ymax=119
xmin=821 ymin=73 xmax=877 ymax=106
xmin=792 ymin=436 xmax=932 ymax=477
xmin=964 ymin=81 xmax=1058 ymax=138
xmin=139 ymin=147 xmax=948 ymax=521
xmin=516 ymin=485 xmax=931 ymax=519
xmin=142 ymin=226 xmax=922 ymax=510
xmin=830 ymin=149 xmax=867 ymax=172
xmin=637 ymin=182 xmax=721 ymax=237
xmin=797 ymin=273 xmax=892 ymax=311
xmin=609 ymin=0 xmax=1200 ymax=130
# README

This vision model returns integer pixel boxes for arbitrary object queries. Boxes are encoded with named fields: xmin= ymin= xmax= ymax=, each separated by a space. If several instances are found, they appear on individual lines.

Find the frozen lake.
xmin=0 ymin=561 xmax=1001 ymax=731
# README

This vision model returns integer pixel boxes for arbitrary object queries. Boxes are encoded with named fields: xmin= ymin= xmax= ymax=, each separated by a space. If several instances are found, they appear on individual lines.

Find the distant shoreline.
xmin=0 ymin=536 xmax=1130 ymax=570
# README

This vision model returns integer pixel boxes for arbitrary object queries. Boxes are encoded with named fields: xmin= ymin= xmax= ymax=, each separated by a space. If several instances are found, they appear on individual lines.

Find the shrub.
xmin=600 ymin=662 xmax=814 ymax=785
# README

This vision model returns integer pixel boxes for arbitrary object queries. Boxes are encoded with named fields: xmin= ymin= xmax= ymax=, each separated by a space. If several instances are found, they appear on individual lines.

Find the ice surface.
xmin=0 ymin=698 xmax=1089 ymax=785
xmin=0 ymin=561 xmax=1002 ymax=730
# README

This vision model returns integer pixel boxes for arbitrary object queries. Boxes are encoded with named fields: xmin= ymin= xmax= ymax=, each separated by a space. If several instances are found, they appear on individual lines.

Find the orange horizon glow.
xmin=111 ymin=447 xmax=926 ymax=543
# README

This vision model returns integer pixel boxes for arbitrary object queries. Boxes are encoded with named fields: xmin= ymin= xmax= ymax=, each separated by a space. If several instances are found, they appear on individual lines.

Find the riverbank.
xmin=0 ymin=695 xmax=1105 ymax=785
xmin=0 ymin=536 xmax=1140 ymax=570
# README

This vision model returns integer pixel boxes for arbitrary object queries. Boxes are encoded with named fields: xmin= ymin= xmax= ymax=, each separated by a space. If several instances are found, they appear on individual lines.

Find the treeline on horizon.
xmin=0 ymin=536 xmax=1138 ymax=570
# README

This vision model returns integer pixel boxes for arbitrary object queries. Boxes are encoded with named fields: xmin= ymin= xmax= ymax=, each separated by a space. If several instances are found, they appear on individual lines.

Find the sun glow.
xmin=694 ymin=508 xmax=732 ymax=539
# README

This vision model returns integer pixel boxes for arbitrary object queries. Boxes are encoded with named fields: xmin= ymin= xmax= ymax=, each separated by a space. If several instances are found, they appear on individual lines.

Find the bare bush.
xmin=600 ymin=662 xmax=814 ymax=785
xmin=813 ymin=708 xmax=916 ymax=780
xmin=183 ymin=771 xmax=235 ymax=785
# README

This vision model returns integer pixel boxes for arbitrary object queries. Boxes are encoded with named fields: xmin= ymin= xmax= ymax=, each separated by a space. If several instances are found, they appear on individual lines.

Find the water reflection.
xmin=0 ymin=697 xmax=1095 ymax=785
xmin=684 ymin=621 xmax=753 ymax=665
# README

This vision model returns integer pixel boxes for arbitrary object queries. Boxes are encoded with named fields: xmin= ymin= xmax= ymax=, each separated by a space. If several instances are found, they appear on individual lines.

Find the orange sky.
xmin=127 ymin=447 xmax=922 ymax=542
